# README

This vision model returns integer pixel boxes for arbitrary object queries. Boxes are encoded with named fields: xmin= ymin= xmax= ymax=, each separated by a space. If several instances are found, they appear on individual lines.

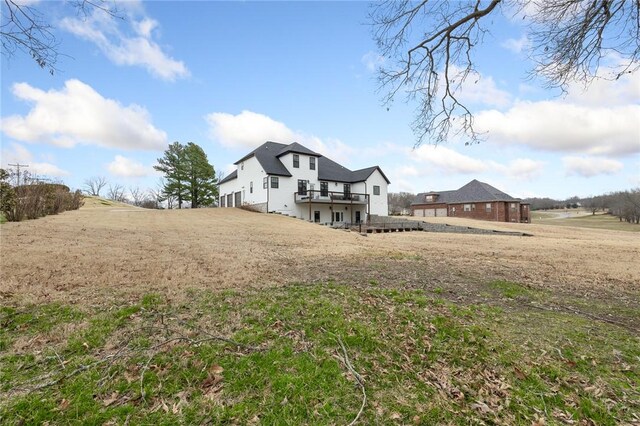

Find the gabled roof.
xmin=218 ymin=169 xmax=237 ymax=185
xmin=225 ymin=141 xmax=390 ymax=185
xmin=351 ymin=166 xmax=391 ymax=184
xmin=276 ymin=142 xmax=321 ymax=158
xmin=412 ymin=179 xmax=520 ymax=205
xmin=234 ymin=141 xmax=292 ymax=177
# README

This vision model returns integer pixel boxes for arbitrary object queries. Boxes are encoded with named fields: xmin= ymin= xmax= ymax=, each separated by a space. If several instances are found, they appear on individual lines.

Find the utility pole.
xmin=8 ymin=163 xmax=29 ymax=187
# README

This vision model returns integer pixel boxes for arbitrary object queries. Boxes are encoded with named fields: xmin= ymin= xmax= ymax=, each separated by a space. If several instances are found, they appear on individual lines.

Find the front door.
xmin=314 ymin=211 xmax=320 ymax=223
xmin=298 ymin=179 xmax=307 ymax=196
xmin=355 ymin=211 xmax=361 ymax=223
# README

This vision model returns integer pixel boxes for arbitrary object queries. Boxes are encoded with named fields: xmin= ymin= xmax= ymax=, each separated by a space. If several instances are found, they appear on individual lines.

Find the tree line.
xmin=524 ymin=189 xmax=640 ymax=224
xmin=83 ymin=142 xmax=219 ymax=209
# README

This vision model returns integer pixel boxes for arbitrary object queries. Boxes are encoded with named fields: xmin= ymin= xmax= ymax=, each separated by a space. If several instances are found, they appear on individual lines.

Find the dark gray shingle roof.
xmin=227 ymin=141 xmax=389 ymax=184
xmin=276 ymin=142 xmax=321 ymax=158
xmin=218 ymin=169 xmax=237 ymax=185
xmin=235 ymin=141 xmax=292 ymax=177
xmin=412 ymin=180 xmax=519 ymax=205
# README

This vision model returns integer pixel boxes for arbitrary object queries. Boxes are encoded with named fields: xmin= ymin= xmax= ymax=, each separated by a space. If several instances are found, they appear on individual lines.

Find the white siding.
xmin=366 ymin=169 xmax=389 ymax=216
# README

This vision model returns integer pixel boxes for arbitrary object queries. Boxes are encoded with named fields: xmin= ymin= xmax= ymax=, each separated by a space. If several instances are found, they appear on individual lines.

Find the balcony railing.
xmin=294 ymin=189 xmax=369 ymax=204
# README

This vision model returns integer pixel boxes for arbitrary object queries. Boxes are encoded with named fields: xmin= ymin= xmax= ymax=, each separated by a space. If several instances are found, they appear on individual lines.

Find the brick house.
xmin=411 ymin=179 xmax=530 ymax=223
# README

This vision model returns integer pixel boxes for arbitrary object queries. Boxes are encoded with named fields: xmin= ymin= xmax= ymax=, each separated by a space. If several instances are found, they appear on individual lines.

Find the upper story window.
xmin=373 ymin=185 xmax=380 ymax=195
xmin=344 ymin=184 xmax=351 ymax=198
xmin=250 ymin=181 xmax=253 ymax=194
xmin=510 ymin=203 xmax=516 ymax=210
xmin=425 ymin=195 xmax=435 ymax=202
xmin=320 ymin=182 xmax=328 ymax=197
xmin=271 ymin=176 xmax=279 ymax=189
xmin=263 ymin=177 xmax=267 ymax=189
xmin=293 ymin=154 xmax=300 ymax=168
xmin=310 ymin=156 xmax=316 ymax=170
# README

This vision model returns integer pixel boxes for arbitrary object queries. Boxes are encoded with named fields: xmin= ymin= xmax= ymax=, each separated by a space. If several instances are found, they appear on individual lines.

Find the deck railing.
xmin=294 ymin=190 xmax=369 ymax=203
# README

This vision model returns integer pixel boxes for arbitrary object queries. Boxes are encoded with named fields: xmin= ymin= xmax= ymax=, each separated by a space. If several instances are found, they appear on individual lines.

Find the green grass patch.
xmin=488 ymin=280 xmax=533 ymax=299
xmin=533 ymin=212 xmax=640 ymax=232
xmin=1 ymin=285 xmax=637 ymax=425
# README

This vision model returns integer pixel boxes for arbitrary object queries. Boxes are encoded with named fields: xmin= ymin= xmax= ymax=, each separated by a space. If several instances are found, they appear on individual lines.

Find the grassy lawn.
xmin=532 ymin=212 xmax=640 ymax=232
xmin=0 ymin=212 xmax=6 ymax=224
xmin=1 ymin=282 xmax=638 ymax=425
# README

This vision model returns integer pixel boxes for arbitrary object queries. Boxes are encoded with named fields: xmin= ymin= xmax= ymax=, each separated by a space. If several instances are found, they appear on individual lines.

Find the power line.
xmin=8 ymin=163 xmax=29 ymax=186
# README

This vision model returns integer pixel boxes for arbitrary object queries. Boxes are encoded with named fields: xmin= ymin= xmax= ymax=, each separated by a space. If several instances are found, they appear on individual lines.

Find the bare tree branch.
xmin=1 ymin=0 xmax=121 ymax=74
xmin=371 ymin=0 xmax=640 ymax=147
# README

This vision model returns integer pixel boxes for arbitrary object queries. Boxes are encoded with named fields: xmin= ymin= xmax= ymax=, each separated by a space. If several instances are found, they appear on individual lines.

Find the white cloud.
xmin=476 ymin=101 xmax=640 ymax=156
xmin=0 ymin=79 xmax=168 ymax=150
xmin=206 ymin=110 xmax=295 ymax=150
xmin=60 ymin=7 xmax=189 ymax=81
xmin=476 ymin=66 xmax=640 ymax=156
xmin=107 ymin=155 xmax=154 ymax=177
xmin=361 ymin=51 xmax=385 ymax=72
xmin=411 ymin=145 xmax=488 ymax=175
xmin=563 ymin=156 xmax=624 ymax=177
xmin=501 ymin=35 xmax=530 ymax=54
xmin=0 ymin=143 xmax=69 ymax=177
xmin=205 ymin=110 xmax=355 ymax=164
xmin=445 ymin=65 xmax=512 ymax=109
xmin=490 ymin=158 xmax=545 ymax=180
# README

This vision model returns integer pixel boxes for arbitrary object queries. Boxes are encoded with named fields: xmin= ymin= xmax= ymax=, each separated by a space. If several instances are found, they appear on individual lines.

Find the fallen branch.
xmin=527 ymin=302 xmax=639 ymax=333
xmin=335 ymin=335 xmax=366 ymax=426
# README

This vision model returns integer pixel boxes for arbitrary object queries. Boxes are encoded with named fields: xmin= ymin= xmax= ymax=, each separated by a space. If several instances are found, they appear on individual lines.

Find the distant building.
xmin=411 ymin=179 xmax=530 ymax=223
xmin=218 ymin=141 xmax=390 ymax=224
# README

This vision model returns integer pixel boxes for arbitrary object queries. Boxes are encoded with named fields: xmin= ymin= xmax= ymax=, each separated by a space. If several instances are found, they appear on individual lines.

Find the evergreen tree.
xmin=184 ymin=142 xmax=218 ymax=208
xmin=154 ymin=142 xmax=188 ymax=209
xmin=154 ymin=142 xmax=218 ymax=209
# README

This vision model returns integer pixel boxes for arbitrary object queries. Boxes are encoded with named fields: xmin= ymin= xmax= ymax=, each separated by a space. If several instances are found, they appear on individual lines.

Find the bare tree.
xmin=1 ymin=0 xmax=120 ymax=74
xmin=83 ymin=176 xmax=108 ymax=196
xmin=371 ymin=0 xmax=640 ymax=146
xmin=107 ymin=183 xmax=126 ymax=202
xmin=129 ymin=186 xmax=144 ymax=207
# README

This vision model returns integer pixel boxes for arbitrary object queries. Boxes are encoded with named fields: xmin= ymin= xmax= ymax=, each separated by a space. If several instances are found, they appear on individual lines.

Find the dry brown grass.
xmin=1 ymin=203 xmax=638 ymax=308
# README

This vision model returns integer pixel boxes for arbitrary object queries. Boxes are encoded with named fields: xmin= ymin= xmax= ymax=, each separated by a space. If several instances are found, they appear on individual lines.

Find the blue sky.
xmin=1 ymin=1 xmax=638 ymax=200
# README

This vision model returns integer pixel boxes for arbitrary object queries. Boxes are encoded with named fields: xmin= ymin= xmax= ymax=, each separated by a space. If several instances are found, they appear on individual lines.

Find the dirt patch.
xmin=1 ymin=207 xmax=638 ymax=308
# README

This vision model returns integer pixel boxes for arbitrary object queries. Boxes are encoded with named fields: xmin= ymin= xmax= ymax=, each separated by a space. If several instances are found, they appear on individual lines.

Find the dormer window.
xmin=293 ymin=154 xmax=300 ymax=168
xmin=425 ymin=194 xmax=436 ymax=202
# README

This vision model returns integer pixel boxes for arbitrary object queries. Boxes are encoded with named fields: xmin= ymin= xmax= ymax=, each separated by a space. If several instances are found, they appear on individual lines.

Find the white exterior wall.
xmin=268 ymin=153 xmax=319 ymax=217
xmin=366 ymin=169 xmax=389 ymax=216
xmin=237 ymin=156 xmax=267 ymax=205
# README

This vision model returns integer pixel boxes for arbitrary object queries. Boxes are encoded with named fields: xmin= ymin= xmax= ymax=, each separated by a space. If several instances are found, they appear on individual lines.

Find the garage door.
xmin=414 ymin=208 xmax=424 ymax=217
xmin=424 ymin=208 xmax=436 ymax=217
xmin=435 ymin=208 xmax=447 ymax=217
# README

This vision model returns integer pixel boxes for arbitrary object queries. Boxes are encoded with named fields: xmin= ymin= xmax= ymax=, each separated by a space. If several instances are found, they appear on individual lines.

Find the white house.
xmin=218 ymin=141 xmax=390 ymax=224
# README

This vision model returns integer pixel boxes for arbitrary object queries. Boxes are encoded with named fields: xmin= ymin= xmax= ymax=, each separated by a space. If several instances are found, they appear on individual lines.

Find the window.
xmin=425 ymin=195 xmax=434 ymax=202
xmin=293 ymin=154 xmax=299 ymax=168
xmin=320 ymin=182 xmax=328 ymax=197
xmin=271 ymin=176 xmax=279 ymax=189
xmin=298 ymin=179 xmax=307 ymax=196
xmin=373 ymin=185 xmax=380 ymax=195
xmin=310 ymin=157 xmax=316 ymax=170
xmin=510 ymin=203 xmax=516 ymax=210
xmin=334 ymin=212 xmax=343 ymax=222
xmin=240 ymin=162 xmax=244 ymax=170
xmin=485 ymin=203 xmax=492 ymax=212
xmin=344 ymin=184 xmax=351 ymax=199
xmin=220 ymin=195 xmax=225 ymax=208
xmin=464 ymin=204 xmax=472 ymax=212
xmin=263 ymin=177 xmax=267 ymax=189
xmin=250 ymin=181 xmax=253 ymax=194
